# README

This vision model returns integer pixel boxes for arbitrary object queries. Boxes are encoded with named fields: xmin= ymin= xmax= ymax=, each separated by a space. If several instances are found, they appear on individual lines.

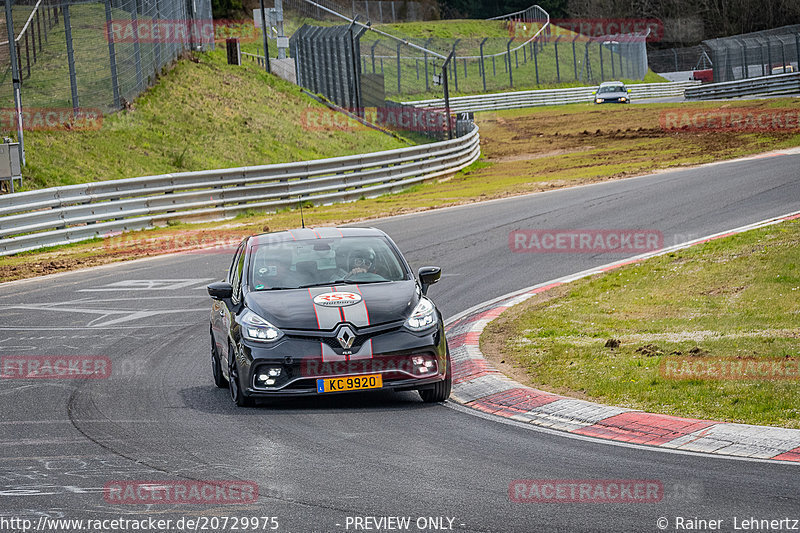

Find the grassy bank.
xmin=482 ymin=218 xmax=800 ymax=428
xmin=9 ymin=49 xmax=409 ymax=190
xmin=2 ymin=97 xmax=800 ymax=282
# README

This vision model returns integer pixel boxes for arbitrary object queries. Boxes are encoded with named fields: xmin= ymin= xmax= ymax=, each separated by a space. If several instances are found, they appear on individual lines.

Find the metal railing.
xmin=404 ymin=81 xmax=700 ymax=113
xmin=0 ymin=125 xmax=480 ymax=255
xmin=684 ymin=72 xmax=800 ymax=100
xmin=0 ymin=0 xmax=61 ymax=81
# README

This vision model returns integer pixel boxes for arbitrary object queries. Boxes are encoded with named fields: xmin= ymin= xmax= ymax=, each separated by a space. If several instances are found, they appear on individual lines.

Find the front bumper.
xmin=235 ymin=322 xmax=448 ymax=397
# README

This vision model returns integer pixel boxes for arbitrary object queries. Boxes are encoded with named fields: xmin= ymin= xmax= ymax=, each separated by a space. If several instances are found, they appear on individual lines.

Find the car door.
xmin=211 ymin=241 xmax=245 ymax=369
xmin=220 ymin=241 xmax=247 ymax=372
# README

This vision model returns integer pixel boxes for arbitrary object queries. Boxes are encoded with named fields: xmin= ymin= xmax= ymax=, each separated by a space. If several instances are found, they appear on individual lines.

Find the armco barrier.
xmin=405 ymin=81 xmax=700 ymax=113
xmin=684 ymin=72 xmax=800 ymax=100
xmin=0 ymin=125 xmax=480 ymax=256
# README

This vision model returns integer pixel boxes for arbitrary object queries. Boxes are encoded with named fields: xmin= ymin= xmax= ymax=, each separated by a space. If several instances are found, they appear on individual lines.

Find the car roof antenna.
xmin=298 ymin=196 xmax=305 ymax=228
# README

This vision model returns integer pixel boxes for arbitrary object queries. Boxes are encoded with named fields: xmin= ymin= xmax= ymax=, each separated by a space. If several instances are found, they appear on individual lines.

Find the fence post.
xmin=396 ymin=41 xmax=401 ymax=94
xmin=758 ymin=39 xmax=766 ymax=76
xmin=506 ymin=38 xmax=513 ymax=87
xmin=463 ymin=57 xmax=466 ymax=78
xmin=153 ymin=0 xmax=162 ymax=75
xmin=423 ymin=37 xmax=431 ymax=92
xmin=779 ymin=38 xmax=787 ymax=75
xmin=738 ymin=39 xmax=747 ymax=78
xmin=673 ymin=48 xmax=678 ymax=71
xmin=258 ymin=0 xmax=271 ymax=73
xmin=479 ymin=37 xmax=487 ymax=92
xmin=610 ymin=44 xmax=615 ymax=78
xmin=24 ymin=32 xmax=30 ymax=78
xmin=4 ymin=0 xmax=25 ymax=166
xmin=451 ymin=39 xmax=460 ymax=92
xmin=443 ymin=52 xmax=453 ymax=140
xmin=598 ymin=43 xmax=605 ymax=81
xmin=130 ymin=5 xmax=143 ymax=91
xmin=766 ymin=39 xmax=773 ymax=76
xmin=105 ymin=0 xmax=121 ymax=109
xmin=492 ymin=55 xmax=495 ymax=77
xmin=533 ymin=37 xmax=539 ymax=84
xmin=572 ymin=35 xmax=578 ymax=80
xmin=554 ymin=36 xmax=560 ymax=82
xmin=371 ymin=39 xmax=379 ymax=73
xmin=30 ymin=12 xmax=36 ymax=63
xmin=63 ymin=4 xmax=79 ymax=112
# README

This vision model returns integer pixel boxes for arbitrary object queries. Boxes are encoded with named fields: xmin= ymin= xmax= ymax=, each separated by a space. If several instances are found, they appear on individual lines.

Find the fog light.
xmin=265 ymin=378 xmax=275 ymax=385
xmin=425 ymin=360 xmax=435 ymax=368
xmin=412 ymin=356 xmax=425 ymax=366
xmin=268 ymin=368 xmax=281 ymax=377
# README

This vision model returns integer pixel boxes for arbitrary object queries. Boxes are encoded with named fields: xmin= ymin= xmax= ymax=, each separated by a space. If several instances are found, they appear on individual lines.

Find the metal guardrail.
xmin=0 ymin=126 xmax=480 ymax=256
xmin=684 ymin=72 xmax=800 ymax=100
xmin=404 ymin=81 xmax=700 ymax=113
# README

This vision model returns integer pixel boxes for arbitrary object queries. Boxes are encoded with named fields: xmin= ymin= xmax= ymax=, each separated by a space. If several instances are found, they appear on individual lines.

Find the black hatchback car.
xmin=207 ymin=227 xmax=451 ymax=407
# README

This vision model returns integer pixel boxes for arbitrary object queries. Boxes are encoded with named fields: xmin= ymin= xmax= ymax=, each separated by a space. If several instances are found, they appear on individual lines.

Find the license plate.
xmin=316 ymin=374 xmax=382 ymax=393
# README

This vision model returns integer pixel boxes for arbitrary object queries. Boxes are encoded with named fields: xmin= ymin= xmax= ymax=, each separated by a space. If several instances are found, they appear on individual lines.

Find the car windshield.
xmin=598 ymin=85 xmax=625 ymax=93
xmin=248 ymin=235 xmax=409 ymax=290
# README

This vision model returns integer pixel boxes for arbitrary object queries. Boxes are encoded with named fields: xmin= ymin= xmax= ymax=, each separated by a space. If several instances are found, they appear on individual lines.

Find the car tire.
xmin=419 ymin=347 xmax=452 ymax=403
xmin=211 ymin=333 xmax=227 ymax=389
xmin=228 ymin=344 xmax=254 ymax=407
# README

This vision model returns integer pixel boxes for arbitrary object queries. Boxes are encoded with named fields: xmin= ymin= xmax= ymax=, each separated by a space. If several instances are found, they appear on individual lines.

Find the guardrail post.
xmin=63 ymin=4 xmax=79 ymax=112
xmin=105 ymin=0 xmax=121 ymax=109
xmin=479 ymin=37 xmax=488 ymax=92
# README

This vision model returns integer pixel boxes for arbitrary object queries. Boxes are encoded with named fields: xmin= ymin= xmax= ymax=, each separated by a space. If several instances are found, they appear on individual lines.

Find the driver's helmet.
xmin=348 ymin=247 xmax=375 ymax=271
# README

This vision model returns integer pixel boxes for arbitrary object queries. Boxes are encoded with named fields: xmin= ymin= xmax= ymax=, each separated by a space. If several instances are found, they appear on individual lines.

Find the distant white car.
xmin=593 ymin=81 xmax=631 ymax=104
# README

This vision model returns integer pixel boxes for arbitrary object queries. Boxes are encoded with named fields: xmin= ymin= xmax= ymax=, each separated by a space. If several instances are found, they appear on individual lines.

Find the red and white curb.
xmin=444 ymin=210 xmax=800 ymax=462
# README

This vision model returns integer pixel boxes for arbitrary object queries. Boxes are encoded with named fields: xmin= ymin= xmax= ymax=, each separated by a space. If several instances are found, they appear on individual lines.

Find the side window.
xmin=231 ymin=242 xmax=247 ymax=304
xmin=228 ymin=242 xmax=245 ymax=284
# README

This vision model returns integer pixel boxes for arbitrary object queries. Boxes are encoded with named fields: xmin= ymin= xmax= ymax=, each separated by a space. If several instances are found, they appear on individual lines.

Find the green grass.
xmin=10 ymin=48 xmax=410 ymax=190
xmin=482 ymin=218 xmax=800 ymax=428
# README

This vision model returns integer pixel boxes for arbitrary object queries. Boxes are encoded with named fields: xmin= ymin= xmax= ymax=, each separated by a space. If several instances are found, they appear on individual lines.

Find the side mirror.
xmin=418 ymin=266 xmax=441 ymax=295
xmin=208 ymin=281 xmax=233 ymax=300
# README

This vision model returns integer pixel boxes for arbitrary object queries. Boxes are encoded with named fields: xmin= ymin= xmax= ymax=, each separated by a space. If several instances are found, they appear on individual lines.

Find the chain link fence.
xmin=268 ymin=0 xmax=648 ymax=107
xmin=704 ymin=25 xmax=800 ymax=82
xmin=0 ymin=0 xmax=213 ymax=116
xmin=647 ymin=45 xmax=712 ymax=73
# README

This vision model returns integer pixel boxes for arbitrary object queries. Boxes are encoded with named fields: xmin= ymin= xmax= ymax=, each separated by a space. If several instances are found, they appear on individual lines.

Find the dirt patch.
xmin=487 ymin=146 xmax=595 ymax=163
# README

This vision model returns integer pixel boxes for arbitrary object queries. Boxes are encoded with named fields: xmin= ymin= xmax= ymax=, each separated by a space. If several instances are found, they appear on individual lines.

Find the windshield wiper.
xmin=297 ymin=280 xmax=388 ymax=289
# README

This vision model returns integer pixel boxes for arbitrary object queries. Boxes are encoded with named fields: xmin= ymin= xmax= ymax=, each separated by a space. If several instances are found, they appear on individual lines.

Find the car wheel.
xmin=211 ymin=334 xmax=227 ymax=389
xmin=228 ymin=344 xmax=254 ymax=407
xmin=419 ymin=347 xmax=452 ymax=403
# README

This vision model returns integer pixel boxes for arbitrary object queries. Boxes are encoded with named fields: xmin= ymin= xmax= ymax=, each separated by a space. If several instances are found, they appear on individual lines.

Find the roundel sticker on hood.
xmin=313 ymin=291 xmax=363 ymax=307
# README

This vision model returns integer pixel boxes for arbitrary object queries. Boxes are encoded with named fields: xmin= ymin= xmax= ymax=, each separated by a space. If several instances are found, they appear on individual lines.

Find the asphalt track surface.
xmin=1 ymin=152 xmax=800 ymax=533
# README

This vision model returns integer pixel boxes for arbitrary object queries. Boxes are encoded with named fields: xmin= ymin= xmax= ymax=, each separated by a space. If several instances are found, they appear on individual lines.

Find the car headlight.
xmin=405 ymin=297 xmax=437 ymax=331
xmin=239 ymin=309 xmax=283 ymax=342
xmin=620 ymin=97 xmax=627 ymax=101
xmin=595 ymin=98 xmax=602 ymax=103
